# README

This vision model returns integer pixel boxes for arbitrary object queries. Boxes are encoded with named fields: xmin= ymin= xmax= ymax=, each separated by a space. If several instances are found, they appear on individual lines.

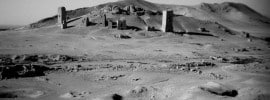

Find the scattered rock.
xmin=126 ymin=86 xmax=148 ymax=98
xmin=114 ymin=34 xmax=131 ymax=39
xmin=170 ymin=61 xmax=215 ymax=71
xmin=96 ymin=74 xmax=125 ymax=81
xmin=154 ymin=49 xmax=164 ymax=52
xmin=60 ymin=92 xmax=74 ymax=98
xmin=0 ymin=64 xmax=51 ymax=80
xmin=198 ymin=70 xmax=203 ymax=74
xmin=233 ymin=48 xmax=249 ymax=52
xmin=60 ymin=91 xmax=91 ymax=99
xmin=35 ymin=77 xmax=49 ymax=82
xmin=210 ymin=56 xmax=228 ymax=63
xmin=248 ymin=39 xmax=252 ymax=42
xmin=220 ymin=38 xmax=225 ymax=41
xmin=198 ymin=27 xmax=209 ymax=32
xmin=110 ymin=75 xmax=125 ymax=80
xmin=93 ymin=93 xmax=123 ymax=100
xmin=132 ymin=78 xmax=141 ymax=81
xmin=209 ymin=72 xmax=225 ymax=80
xmin=0 ymin=54 xmax=90 ymax=66
xmin=242 ymin=31 xmax=250 ymax=38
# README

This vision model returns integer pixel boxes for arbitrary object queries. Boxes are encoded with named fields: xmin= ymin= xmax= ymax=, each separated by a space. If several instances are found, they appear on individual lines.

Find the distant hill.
xmin=96 ymin=0 xmax=162 ymax=11
xmin=0 ymin=25 xmax=22 ymax=31
xmin=172 ymin=2 xmax=270 ymax=25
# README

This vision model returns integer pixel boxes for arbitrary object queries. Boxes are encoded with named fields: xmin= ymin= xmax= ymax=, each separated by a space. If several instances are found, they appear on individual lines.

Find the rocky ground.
xmin=0 ymin=23 xmax=269 ymax=100
xmin=1 ymin=0 xmax=270 ymax=99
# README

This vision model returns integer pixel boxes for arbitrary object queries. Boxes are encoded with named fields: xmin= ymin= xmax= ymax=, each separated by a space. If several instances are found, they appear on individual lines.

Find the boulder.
xmin=126 ymin=86 xmax=148 ymax=98
xmin=199 ymin=82 xmax=238 ymax=97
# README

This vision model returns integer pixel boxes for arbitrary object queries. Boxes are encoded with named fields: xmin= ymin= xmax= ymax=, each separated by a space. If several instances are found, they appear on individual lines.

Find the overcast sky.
xmin=0 ymin=0 xmax=269 ymax=25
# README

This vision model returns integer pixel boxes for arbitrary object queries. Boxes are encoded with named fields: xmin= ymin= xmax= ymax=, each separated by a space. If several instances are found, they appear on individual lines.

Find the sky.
xmin=0 ymin=0 xmax=269 ymax=25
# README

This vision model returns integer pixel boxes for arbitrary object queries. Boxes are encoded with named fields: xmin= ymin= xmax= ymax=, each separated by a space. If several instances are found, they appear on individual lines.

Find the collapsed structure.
xmin=58 ymin=7 xmax=67 ymax=29
xmin=117 ymin=17 xmax=127 ymax=30
xmin=81 ymin=17 xmax=90 ymax=27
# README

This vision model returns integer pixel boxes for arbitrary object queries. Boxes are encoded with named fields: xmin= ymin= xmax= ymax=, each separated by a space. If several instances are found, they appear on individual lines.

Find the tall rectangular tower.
xmin=161 ymin=10 xmax=173 ymax=32
xmin=58 ymin=7 xmax=67 ymax=29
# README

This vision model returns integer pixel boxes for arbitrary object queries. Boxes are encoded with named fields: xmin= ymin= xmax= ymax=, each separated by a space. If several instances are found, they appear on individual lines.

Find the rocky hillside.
xmin=28 ymin=0 xmax=161 ymax=29
xmin=97 ymin=0 xmax=162 ymax=10
xmin=28 ymin=0 xmax=270 ymax=33
xmin=28 ymin=7 xmax=95 ymax=28
xmin=173 ymin=2 xmax=270 ymax=25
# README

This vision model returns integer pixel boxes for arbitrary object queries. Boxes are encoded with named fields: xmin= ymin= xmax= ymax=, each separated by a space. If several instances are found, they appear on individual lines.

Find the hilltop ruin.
xmin=57 ymin=5 xmax=174 ymax=33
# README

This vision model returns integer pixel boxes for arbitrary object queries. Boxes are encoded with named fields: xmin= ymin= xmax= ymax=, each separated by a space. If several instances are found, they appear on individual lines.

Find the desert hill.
xmin=96 ymin=0 xmax=162 ymax=11
xmin=26 ymin=0 xmax=270 ymax=38
xmin=171 ymin=2 xmax=270 ymax=37
xmin=1 ymin=1 xmax=270 ymax=100
xmin=172 ymin=2 xmax=270 ymax=25
xmin=29 ymin=0 xmax=160 ymax=29
xmin=0 ymin=25 xmax=22 ymax=31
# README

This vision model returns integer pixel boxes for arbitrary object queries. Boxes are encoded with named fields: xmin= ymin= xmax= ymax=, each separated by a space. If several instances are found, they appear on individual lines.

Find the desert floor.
xmin=0 ymin=25 xmax=270 ymax=100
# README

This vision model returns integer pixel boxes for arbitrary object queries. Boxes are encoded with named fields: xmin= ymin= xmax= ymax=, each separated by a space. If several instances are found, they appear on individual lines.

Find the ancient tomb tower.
xmin=58 ymin=7 xmax=67 ymax=29
xmin=161 ymin=9 xmax=173 ymax=32
xmin=103 ymin=14 xmax=108 ymax=27
xmin=117 ymin=17 xmax=127 ymax=30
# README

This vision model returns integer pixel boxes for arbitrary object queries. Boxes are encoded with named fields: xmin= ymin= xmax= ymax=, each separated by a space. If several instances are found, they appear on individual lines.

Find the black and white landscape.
xmin=0 ymin=0 xmax=270 ymax=100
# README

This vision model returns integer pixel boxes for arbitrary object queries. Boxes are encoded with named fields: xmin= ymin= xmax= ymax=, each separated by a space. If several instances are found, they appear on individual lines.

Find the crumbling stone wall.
xmin=117 ymin=18 xmax=127 ymax=30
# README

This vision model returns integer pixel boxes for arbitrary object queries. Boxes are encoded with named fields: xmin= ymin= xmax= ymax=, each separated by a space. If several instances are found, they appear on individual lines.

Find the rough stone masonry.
xmin=117 ymin=17 xmax=127 ymax=30
xmin=58 ymin=7 xmax=67 ymax=29
xmin=161 ymin=9 xmax=174 ymax=32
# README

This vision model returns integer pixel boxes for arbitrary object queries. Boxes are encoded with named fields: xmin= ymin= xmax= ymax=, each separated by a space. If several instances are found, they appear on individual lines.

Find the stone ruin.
xmin=57 ymin=5 xmax=168 ymax=32
xmin=124 ymin=5 xmax=136 ymax=15
xmin=102 ymin=5 xmax=145 ymax=16
xmin=107 ymin=19 xmax=117 ymax=29
xmin=145 ymin=26 xmax=156 ymax=31
xmin=123 ymin=5 xmax=145 ymax=16
xmin=81 ymin=17 xmax=90 ymax=27
xmin=117 ymin=17 xmax=127 ymax=30
xmin=58 ymin=7 xmax=67 ymax=29
xmin=102 ymin=5 xmax=112 ymax=13
xmin=55 ymin=5 xmax=170 ymax=32
xmin=103 ymin=14 xmax=108 ymax=27
xmin=112 ymin=6 xmax=122 ymax=14
xmin=161 ymin=9 xmax=174 ymax=32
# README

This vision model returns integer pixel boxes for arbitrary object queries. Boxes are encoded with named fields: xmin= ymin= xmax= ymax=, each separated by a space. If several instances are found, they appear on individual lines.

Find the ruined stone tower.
xmin=103 ymin=14 xmax=108 ymax=27
xmin=58 ymin=7 xmax=67 ymax=29
xmin=161 ymin=10 xmax=173 ymax=32
xmin=81 ymin=17 xmax=89 ymax=27
xmin=117 ymin=17 xmax=127 ymax=30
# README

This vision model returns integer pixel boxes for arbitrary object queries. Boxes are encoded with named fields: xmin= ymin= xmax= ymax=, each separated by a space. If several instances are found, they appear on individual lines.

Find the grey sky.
xmin=0 ymin=0 xmax=269 ymax=25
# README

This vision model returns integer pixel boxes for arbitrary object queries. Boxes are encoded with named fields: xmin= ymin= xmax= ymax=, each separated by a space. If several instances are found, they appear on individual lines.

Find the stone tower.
xmin=103 ymin=14 xmax=108 ymax=27
xmin=117 ymin=17 xmax=127 ymax=30
xmin=81 ymin=17 xmax=89 ymax=27
xmin=58 ymin=7 xmax=67 ymax=29
xmin=161 ymin=9 xmax=173 ymax=32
